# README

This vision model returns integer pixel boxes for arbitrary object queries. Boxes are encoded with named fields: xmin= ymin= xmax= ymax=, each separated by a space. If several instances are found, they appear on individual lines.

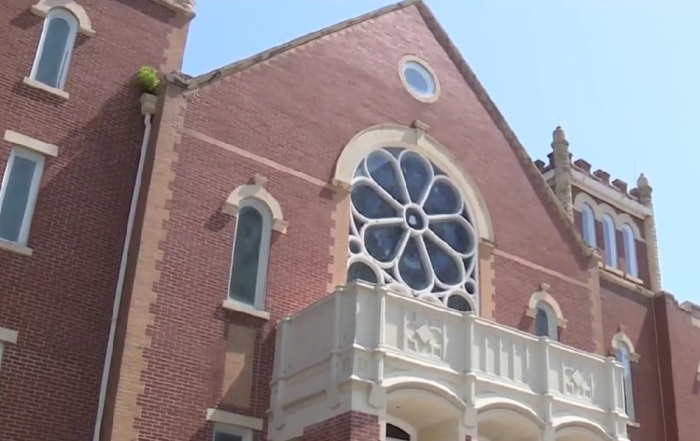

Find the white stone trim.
xmin=696 ymin=362 xmax=700 ymax=382
xmin=547 ymin=169 xmax=652 ymax=219
xmin=611 ymin=330 xmax=640 ymax=362
xmin=221 ymin=298 xmax=270 ymax=321
xmin=398 ymin=55 xmax=441 ymax=103
xmin=206 ymin=409 xmax=263 ymax=431
xmin=4 ymin=130 xmax=59 ymax=157
xmin=30 ymin=0 xmax=95 ymax=36
xmin=332 ymin=123 xmax=494 ymax=241
xmin=0 ymin=327 xmax=18 ymax=344
xmin=223 ymin=175 xmax=287 ymax=234
xmin=525 ymin=283 xmax=568 ymax=329
xmin=617 ymin=212 xmax=642 ymax=240
xmin=22 ymin=77 xmax=70 ymax=100
xmin=148 ymin=0 xmax=195 ymax=17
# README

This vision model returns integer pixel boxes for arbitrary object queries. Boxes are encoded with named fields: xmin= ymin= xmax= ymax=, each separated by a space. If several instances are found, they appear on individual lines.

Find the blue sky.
xmin=183 ymin=1 xmax=700 ymax=303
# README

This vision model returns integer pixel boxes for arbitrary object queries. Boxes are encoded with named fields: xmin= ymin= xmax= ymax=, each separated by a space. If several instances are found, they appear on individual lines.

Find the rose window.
xmin=347 ymin=147 xmax=478 ymax=312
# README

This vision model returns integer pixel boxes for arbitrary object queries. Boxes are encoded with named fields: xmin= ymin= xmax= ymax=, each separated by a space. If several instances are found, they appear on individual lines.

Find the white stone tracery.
xmin=346 ymin=147 xmax=478 ymax=312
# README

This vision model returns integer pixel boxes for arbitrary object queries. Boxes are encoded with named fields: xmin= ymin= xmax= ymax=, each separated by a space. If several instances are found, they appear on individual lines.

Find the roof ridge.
xmin=169 ymin=0 xmax=422 ymax=89
xmin=412 ymin=2 xmax=595 ymax=268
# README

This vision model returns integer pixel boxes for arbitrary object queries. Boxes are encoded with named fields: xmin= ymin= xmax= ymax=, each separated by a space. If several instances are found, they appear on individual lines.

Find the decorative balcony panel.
xmin=269 ymin=281 xmax=630 ymax=441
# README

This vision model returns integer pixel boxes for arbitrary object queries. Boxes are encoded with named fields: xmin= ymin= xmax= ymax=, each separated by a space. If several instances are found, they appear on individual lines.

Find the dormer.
xmin=536 ymin=127 xmax=661 ymax=292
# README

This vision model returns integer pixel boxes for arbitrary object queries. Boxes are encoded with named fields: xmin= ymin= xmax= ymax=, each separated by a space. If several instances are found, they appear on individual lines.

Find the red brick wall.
xmin=0 ymin=1 xmax=178 ymax=440
xmin=600 ymin=281 xmax=666 ymax=441
xmin=303 ymin=412 xmax=380 ymax=441
xmin=130 ymin=5 xmax=595 ymax=439
xmin=656 ymin=295 xmax=700 ymax=441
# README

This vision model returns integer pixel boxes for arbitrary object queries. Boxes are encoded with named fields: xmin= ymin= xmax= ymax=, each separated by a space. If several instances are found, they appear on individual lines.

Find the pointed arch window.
xmin=621 ymin=223 xmax=638 ymax=277
xmin=534 ymin=302 xmax=557 ymax=340
xmin=601 ymin=214 xmax=617 ymax=267
xmin=580 ymin=203 xmax=597 ymax=247
xmin=228 ymin=199 xmax=273 ymax=309
xmin=346 ymin=147 xmax=478 ymax=312
xmin=31 ymin=8 xmax=79 ymax=90
xmin=616 ymin=343 xmax=635 ymax=420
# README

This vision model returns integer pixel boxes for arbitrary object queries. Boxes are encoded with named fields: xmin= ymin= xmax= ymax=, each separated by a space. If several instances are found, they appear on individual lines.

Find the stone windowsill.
xmin=0 ymin=327 xmax=18 ymax=344
xmin=222 ymin=298 xmax=270 ymax=321
xmin=0 ymin=240 xmax=33 ymax=257
xmin=598 ymin=263 xmax=644 ymax=285
xmin=22 ymin=77 xmax=69 ymax=100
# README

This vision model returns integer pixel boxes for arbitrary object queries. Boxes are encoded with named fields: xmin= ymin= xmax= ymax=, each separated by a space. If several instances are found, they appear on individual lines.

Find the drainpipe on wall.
xmin=91 ymin=93 xmax=157 ymax=441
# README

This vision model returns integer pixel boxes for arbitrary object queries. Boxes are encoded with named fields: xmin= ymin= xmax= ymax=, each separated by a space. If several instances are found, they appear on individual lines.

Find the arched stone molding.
xmin=573 ymin=191 xmax=599 ymax=216
xmin=476 ymin=398 xmax=544 ymax=441
xmin=611 ymin=326 xmax=640 ymax=362
xmin=384 ymin=415 xmax=418 ymax=441
xmin=553 ymin=417 xmax=615 ymax=441
xmin=574 ymin=192 xmax=644 ymax=241
xmin=383 ymin=378 xmax=466 ymax=436
xmin=331 ymin=123 xmax=494 ymax=242
xmin=525 ymin=283 xmax=568 ymax=329
xmin=596 ymin=203 xmax=620 ymax=228
xmin=222 ymin=174 xmax=288 ymax=234
xmin=383 ymin=376 xmax=467 ymax=414
xmin=31 ymin=0 xmax=95 ymax=35
xmin=617 ymin=212 xmax=643 ymax=241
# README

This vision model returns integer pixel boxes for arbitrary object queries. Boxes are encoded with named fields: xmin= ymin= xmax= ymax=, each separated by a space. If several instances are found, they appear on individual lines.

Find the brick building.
xmin=0 ymin=1 xmax=698 ymax=441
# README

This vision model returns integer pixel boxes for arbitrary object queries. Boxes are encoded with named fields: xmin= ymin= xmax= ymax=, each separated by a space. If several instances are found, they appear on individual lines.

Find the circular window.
xmin=400 ymin=57 xmax=438 ymax=101
xmin=346 ymin=147 xmax=478 ymax=312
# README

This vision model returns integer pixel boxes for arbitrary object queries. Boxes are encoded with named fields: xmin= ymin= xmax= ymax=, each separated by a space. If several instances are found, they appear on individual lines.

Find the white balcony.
xmin=268 ymin=281 xmax=630 ymax=441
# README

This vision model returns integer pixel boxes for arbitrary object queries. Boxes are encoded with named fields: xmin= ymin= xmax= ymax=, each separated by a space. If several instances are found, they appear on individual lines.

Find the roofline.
xmin=164 ymin=0 xmax=595 ymax=268
xmin=166 ymin=0 xmax=421 ymax=89
xmin=411 ymin=2 xmax=595 ymax=267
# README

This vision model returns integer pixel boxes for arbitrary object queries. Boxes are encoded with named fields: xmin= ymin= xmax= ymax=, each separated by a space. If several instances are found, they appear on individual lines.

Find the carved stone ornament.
xmin=564 ymin=367 xmax=593 ymax=401
xmin=405 ymin=310 xmax=443 ymax=358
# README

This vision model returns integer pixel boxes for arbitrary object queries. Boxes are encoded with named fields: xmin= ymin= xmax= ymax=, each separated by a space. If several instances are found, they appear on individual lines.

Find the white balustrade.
xmin=271 ymin=281 xmax=629 ymax=439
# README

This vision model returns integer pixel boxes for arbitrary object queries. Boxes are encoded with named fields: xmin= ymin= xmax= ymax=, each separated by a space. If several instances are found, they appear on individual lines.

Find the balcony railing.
xmin=270 ymin=281 xmax=629 ymax=440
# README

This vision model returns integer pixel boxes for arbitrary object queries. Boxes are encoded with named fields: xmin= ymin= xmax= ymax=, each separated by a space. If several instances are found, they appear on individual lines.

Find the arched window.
xmin=580 ymin=203 xmax=597 ymax=247
xmin=346 ymin=147 xmax=478 ymax=312
xmin=601 ymin=214 xmax=617 ymax=267
xmin=228 ymin=200 xmax=272 ymax=309
xmin=30 ymin=8 xmax=79 ymax=89
xmin=621 ymin=223 xmax=638 ymax=277
xmin=534 ymin=302 xmax=557 ymax=340
xmin=385 ymin=417 xmax=416 ymax=441
xmin=616 ymin=343 xmax=635 ymax=420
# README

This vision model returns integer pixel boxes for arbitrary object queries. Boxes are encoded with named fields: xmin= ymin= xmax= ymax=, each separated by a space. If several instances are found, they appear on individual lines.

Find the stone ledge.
xmin=0 ymin=327 xmax=18 ymax=344
xmin=149 ymin=0 xmax=195 ymax=17
xmin=206 ymin=409 xmax=263 ymax=431
xmin=222 ymin=299 xmax=270 ymax=321
xmin=0 ymin=240 xmax=33 ymax=257
xmin=22 ymin=77 xmax=69 ymax=100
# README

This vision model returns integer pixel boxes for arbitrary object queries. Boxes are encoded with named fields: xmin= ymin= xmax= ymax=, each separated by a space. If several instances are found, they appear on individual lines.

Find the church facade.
xmin=0 ymin=1 xmax=698 ymax=441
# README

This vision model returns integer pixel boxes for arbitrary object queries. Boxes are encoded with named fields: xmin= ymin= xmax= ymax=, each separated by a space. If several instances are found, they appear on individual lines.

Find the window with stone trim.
xmin=346 ymin=147 xmax=478 ymax=312
xmin=621 ymin=223 xmax=638 ymax=277
xmin=615 ymin=343 xmax=635 ymax=420
xmin=580 ymin=202 xmax=597 ymax=247
xmin=0 ymin=147 xmax=46 ymax=245
xmin=31 ymin=8 xmax=79 ymax=90
xmin=601 ymin=213 xmax=617 ymax=267
xmin=534 ymin=301 xmax=557 ymax=340
xmin=213 ymin=424 xmax=252 ymax=441
xmin=228 ymin=199 xmax=272 ymax=309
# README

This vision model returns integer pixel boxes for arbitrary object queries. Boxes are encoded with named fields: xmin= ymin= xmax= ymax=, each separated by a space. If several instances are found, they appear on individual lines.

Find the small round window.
xmin=401 ymin=59 xmax=438 ymax=100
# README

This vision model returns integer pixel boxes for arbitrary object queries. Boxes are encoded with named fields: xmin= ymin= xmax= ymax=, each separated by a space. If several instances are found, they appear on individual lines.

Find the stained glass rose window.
xmin=347 ymin=147 xmax=478 ymax=312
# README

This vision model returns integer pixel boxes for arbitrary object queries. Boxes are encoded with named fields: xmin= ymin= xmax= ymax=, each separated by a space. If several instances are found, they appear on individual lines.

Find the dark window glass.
xmin=229 ymin=206 xmax=264 ymax=305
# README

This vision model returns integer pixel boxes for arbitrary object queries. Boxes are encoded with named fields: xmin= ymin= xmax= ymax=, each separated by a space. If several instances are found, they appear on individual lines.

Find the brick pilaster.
xmin=303 ymin=411 xmax=380 ymax=441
